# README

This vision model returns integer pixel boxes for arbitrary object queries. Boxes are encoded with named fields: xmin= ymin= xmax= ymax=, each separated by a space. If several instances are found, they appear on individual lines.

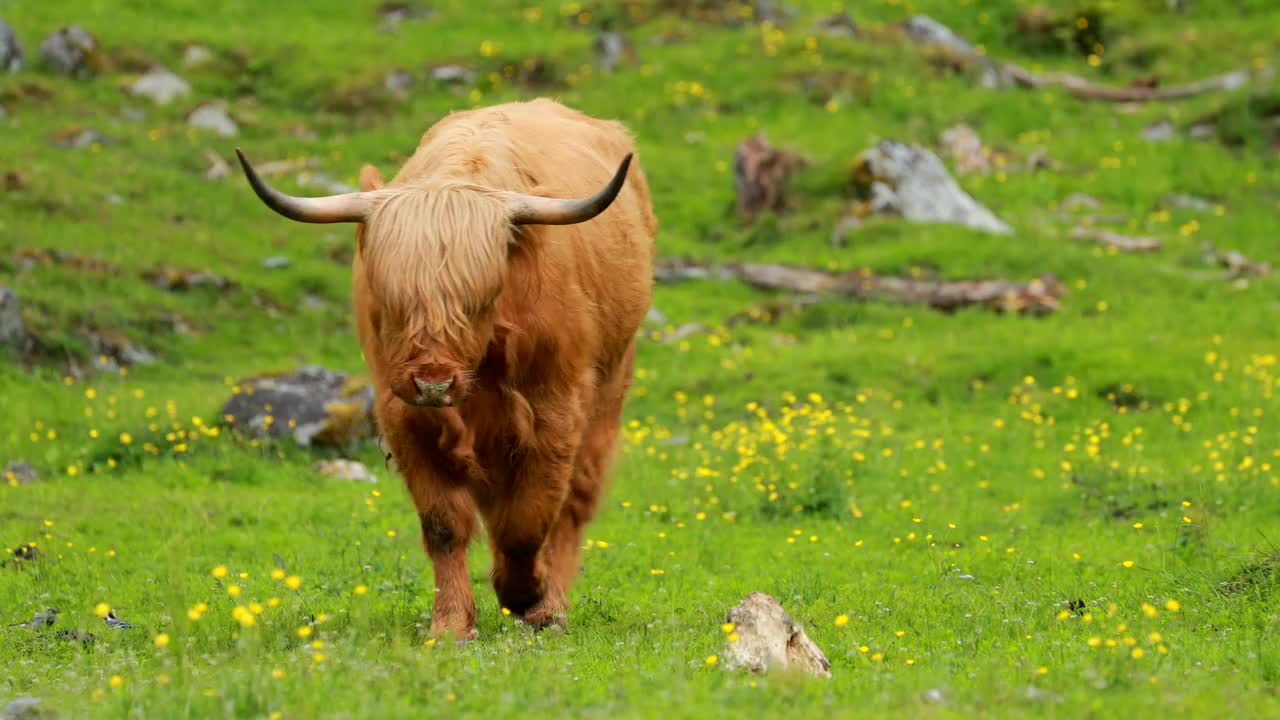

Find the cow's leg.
xmin=526 ymin=346 xmax=635 ymax=629
xmin=415 ymin=484 xmax=479 ymax=640
xmin=485 ymin=396 xmax=583 ymax=627
xmin=382 ymin=411 xmax=479 ymax=641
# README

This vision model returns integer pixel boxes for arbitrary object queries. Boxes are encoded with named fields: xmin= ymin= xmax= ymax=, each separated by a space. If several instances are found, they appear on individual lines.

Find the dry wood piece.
xmin=998 ymin=62 xmax=1271 ymax=103
xmin=1070 ymin=226 xmax=1161 ymax=252
xmin=1203 ymin=242 xmax=1271 ymax=279
xmin=732 ymin=132 xmax=806 ymax=224
xmin=655 ymin=258 xmax=1066 ymax=315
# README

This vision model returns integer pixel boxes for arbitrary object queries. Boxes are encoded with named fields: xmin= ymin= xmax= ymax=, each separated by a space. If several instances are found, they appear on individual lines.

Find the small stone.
xmin=664 ymin=323 xmax=705 ymax=344
xmin=1 ymin=696 xmax=52 ymax=720
xmin=1142 ymin=120 xmax=1174 ymax=142
xmin=261 ymin=256 xmax=291 ymax=270
xmin=120 ymin=106 xmax=146 ymax=123
xmin=0 ymin=287 xmax=26 ymax=350
xmin=52 ymin=127 xmax=108 ymax=149
xmin=644 ymin=306 xmax=668 ymax=326
xmin=940 ymin=124 xmax=990 ymax=175
xmin=1062 ymin=193 xmax=1102 ymax=211
xmin=0 ymin=16 xmax=23 ymax=73
xmin=3 ymin=461 xmax=38 ymax=485
xmin=1161 ymin=193 xmax=1215 ymax=212
xmin=922 ymin=688 xmax=948 ymax=704
xmin=815 ymin=12 xmax=858 ymax=38
xmin=593 ymin=32 xmax=637 ymax=73
xmin=431 ymin=64 xmax=474 ymax=85
xmin=38 ymin=25 xmax=97 ymax=77
xmin=829 ymin=215 xmax=862 ymax=248
xmin=204 ymin=150 xmax=230 ymax=180
xmin=181 ymin=44 xmax=213 ymax=68
xmin=721 ymin=592 xmax=831 ymax=678
xmin=187 ymin=101 xmax=238 ymax=137
xmin=314 ymin=459 xmax=377 ymax=483
xmin=127 ymin=66 xmax=190 ymax=105
xmin=903 ymin=15 xmax=976 ymax=56
xmin=384 ymin=69 xmax=415 ymax=95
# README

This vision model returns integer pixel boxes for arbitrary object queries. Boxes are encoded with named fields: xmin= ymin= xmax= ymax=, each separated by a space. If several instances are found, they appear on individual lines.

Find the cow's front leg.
xmin=386 ymin=418 xmax=480 ymax=642
xmin=486 ymin=439 xmax=577 ymax=628
xmin=417 ymin=484 xmax=479 ymax=641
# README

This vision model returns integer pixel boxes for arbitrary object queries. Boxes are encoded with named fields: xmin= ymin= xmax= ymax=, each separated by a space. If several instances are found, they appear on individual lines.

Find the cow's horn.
xmin=235 ymin=148 xmax=372 ymax=224
xmin=504 ymin=153 xmax=632 ymax=226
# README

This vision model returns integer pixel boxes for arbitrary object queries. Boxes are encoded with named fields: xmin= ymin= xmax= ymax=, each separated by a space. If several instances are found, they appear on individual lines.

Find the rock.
xmin=187 ymin=101 xmax=238 ymax=137
xmin=296 ymin=172 xmax=357 ymax=195
xmin=752 ymin=0 xmax=798 ymax=24
xmin=1 ymin=696 xmax=53 ymax=720
xmin=733 ymin=132 xmax=807 ymax=224
xmin=261 ymin=256 xmax=291 ymax=270
xmin=721 ymin=592 xmax=831 ymax=678
xmin=815 ymin=12 xmax=858 ymax=38
xmin=127 ymin=67 xmax=190 ymax=105
xmin=38 ymin=25 xmax=97 ymax=77
xmin=903 ymin=15 xmax=976 ymax=56
xmin=922 ymin=688 xmax=948 ymax=704
xmin=220 ymin=366 xmax=377 ymax=449
xmin=430 ymin=64 xmax=474 ymax=85
xmin=315 ymin=459 xmax=377 ymax=483
xmin=84 ymin=328 xmax=155 ymax=370
xmin=1 ymin=17 xmax=23 ymax=73
xmin=664 ymin=323 xmax=706 ymax=344
xmin=1161 ymin=193 xmax=1215 ymax=212
xmin=1062 ymin=193 xmax=1102 ymax=211
xmin=204 ymin=149 xmax=230 ymax=180
xmin=3 ymin=461 xmax=38 ymax=485
xmin=940 ymin=124 xmax=990 ymax=175
xmin=377 ymin=2 xmax=433 ymax=32
xmin=181 ymin=44 xmax=213 ymax=68
xmin=644 ymin=306 xmax=668 ymax=326
xmin=1142 ymin=120 xmax=1174 ymax=142
xmin=593 ymin=32 xmax=637 ymax=73
xmin=853 ymin=141 xmax=1012 ymax=235
xmin=143 ymin=265 xmax=234 ymax=292
xmin=0 ymin=288 xmax=26 ymax=351
xmin=51 ymin=127 xmax=109 ymax=150
xmin=384 ymin=69 xmax=415 ymax=95
xmin=829 ymin=215 xmax=863 ymax=248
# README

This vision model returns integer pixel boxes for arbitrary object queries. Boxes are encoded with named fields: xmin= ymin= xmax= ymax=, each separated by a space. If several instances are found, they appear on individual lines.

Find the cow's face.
xmin=376 ymin=300 xmax=497 ymax=409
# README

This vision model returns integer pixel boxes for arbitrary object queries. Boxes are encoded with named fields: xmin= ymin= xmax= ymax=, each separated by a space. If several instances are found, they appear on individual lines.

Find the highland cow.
xmin=236 ymin=98 xmax=658 ymax=638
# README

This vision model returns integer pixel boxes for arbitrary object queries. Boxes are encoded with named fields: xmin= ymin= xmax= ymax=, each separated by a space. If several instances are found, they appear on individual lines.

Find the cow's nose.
xmin=414 ymin=376 xmax=453 ymax=395
xmin=412 ymin=375 xmax=455 ymax=406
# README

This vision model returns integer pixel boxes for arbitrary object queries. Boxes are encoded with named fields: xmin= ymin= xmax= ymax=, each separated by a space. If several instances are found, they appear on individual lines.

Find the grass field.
xmin=2 ymin=0 xmax=1279 ymax=717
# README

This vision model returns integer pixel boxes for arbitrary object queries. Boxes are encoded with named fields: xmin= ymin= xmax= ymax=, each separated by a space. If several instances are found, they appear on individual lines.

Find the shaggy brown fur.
xmin=351 ymin=99 xmax=657 ymax=638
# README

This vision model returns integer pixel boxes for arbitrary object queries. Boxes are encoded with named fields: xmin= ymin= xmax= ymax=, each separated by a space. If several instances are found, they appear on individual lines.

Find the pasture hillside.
xmin=2 ymin=1 xmax=1279 ymax=717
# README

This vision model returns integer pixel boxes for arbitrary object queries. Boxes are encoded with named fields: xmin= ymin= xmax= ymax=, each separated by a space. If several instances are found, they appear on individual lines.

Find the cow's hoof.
xmin=519 ymin=601 xmax=567 ymax=632
xmin=429 ymin=623 xmax=478 ymax=645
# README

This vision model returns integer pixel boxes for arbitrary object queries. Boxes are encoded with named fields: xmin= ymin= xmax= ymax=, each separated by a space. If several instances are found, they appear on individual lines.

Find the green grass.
xmin=3 ymin=0 xmax=1280 ymax=717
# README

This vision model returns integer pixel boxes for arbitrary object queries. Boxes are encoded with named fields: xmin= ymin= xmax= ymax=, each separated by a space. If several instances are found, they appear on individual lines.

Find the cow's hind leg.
xmin=523 ymin=348 xmax=633 ymax=629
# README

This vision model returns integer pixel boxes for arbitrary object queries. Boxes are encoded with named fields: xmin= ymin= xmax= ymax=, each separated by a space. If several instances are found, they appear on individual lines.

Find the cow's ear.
xmin=359 ymin=164 xmax=385 ymax=191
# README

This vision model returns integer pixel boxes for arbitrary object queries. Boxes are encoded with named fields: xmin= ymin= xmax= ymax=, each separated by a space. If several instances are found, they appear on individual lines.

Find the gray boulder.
xmin=1 ymin=17 xmax=22 ymax=73
xmin=3 ymin=462 xmax=39 ymax=485
xmin=127 ymin=67 xmax=190 ymax=105
xmin=38 ymin=25 xmax=96 ymax=77
xmin=853 ymin=140 xmax=1012 ymax=235
xmin=1 ymin=696 xmax=54 ymax=720
xmin=220 ymin=366 xmax=376 ymax=449
xmin=187 ymin=101 xmax=238 ymax=137
xmin=721 ymin=592 xmax=831 ymax=678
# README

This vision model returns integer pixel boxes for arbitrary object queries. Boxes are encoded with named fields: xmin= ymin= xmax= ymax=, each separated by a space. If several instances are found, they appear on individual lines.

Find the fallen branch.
xmin=998 ymin=62 xmax=1269 ymax=103
xmin=655 ymin=258 xmax=1066 ymax=315
xmin=1070 ymin=226 xmax=1161 ymax=252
